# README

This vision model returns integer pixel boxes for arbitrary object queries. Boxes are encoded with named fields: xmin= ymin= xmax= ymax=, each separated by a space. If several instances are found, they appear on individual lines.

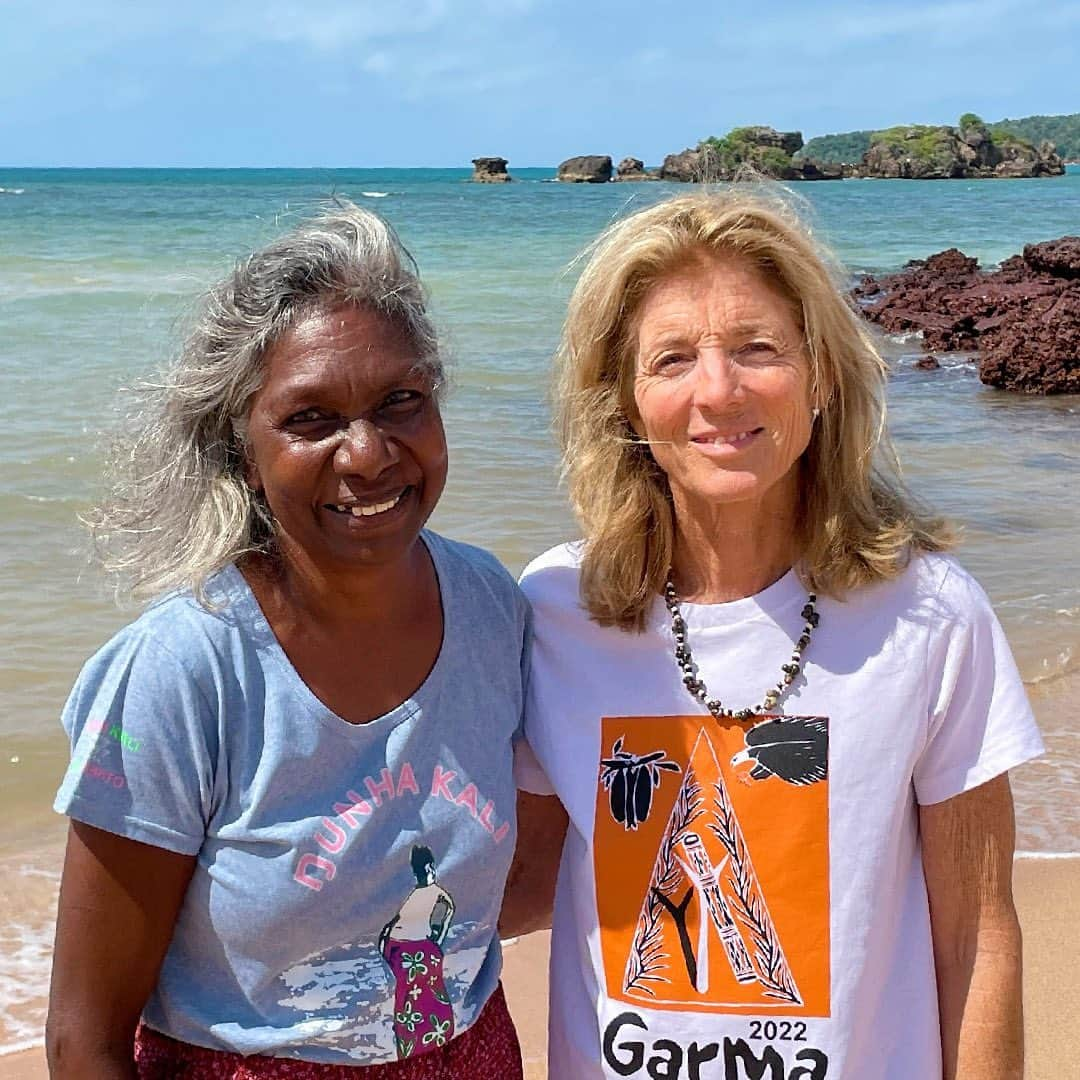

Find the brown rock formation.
xmin=785 ymin=159 xmax=844 ymax=181
xmin=471 ymin=157 xmax=511 ymax=183
xmin=736 ymin=126 xmax=804 ymax=157
xmin=853 ymin=238 xmax=1080 ymax=394
xmin=661 ymin=129 xmax=830 ymax=182
xmin=615 ymin=156 xmax=658 ymax=181
xmin=853 ymin=124 xmax=1064 ymax=179
xmin=1023 ymin=237 xmax=1080 ymax=278
xmin=556 ymin=155 xmax=613 ymax=183
xmin=660 ymin=148 xmax=705 ymax=182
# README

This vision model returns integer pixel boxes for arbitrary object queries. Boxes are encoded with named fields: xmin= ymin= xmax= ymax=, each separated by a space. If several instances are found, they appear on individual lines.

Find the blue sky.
xmin=3 ymin=0 xmax=1078 ymax=167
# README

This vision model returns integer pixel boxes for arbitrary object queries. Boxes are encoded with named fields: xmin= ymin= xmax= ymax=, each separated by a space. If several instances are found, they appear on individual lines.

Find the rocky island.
xmin=615 ymin=157 xmax=658 ymax=181
xmin=556 ymin=155 xmax=614 ymax=183
xmin=854 ymin=114 xmax=1063 ymax=179
xmin=660 ymin=127 xmax=842 ymax=182
xmin=853 ymin=237 xmax=1080 ymax=394
xmin=471 ymin=157 xmax=512 ymax=182
xmin=474 ymin=113 xmax=1068 ymax=184
xmin=801 ymin=111 xmax=1080 ymax=170
xmin=659 ymin=117 xmax=1063 ymax=181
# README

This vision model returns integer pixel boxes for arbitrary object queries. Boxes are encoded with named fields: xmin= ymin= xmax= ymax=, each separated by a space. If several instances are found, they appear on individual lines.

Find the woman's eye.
xmin=378 ymin=389 xmax=426 ymax=415
xmin=653 ymin=353 xmax=692 ymax=373
xmin=286 ymin=408 xmax=332 ymax=425
xmin=284 ymin=409 xmax=343 ymax=436
xmin=739 ymin=340 xmax=779 ymax=359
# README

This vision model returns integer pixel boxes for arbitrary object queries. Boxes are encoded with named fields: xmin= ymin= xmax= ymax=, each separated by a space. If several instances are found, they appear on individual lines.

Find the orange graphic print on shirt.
xmin=594 ymin=715 xmax=830 ymax=1017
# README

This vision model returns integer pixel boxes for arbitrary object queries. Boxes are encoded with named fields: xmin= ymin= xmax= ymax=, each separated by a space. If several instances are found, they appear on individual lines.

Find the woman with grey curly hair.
xmin=47 ymin=203 xmax=539 ymax=1077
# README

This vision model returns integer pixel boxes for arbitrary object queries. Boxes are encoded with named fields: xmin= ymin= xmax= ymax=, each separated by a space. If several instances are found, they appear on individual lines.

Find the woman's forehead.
xmin=633 ymin=256 xmax=801 ymax=342
xmin=261 ymin=306 xmax=426 ymax=395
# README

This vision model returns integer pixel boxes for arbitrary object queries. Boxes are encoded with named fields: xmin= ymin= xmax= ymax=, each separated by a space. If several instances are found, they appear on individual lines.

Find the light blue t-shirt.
xmin=54 ymin=531 xmax=529 ymax=1066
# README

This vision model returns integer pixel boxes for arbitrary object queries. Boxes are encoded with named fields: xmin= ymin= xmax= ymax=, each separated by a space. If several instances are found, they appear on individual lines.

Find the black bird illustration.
xmin=730 ymin=717 xmax=828 ymax=786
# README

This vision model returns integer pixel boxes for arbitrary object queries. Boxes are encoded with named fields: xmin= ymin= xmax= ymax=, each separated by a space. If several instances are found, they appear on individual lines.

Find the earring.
xmin=811 ymin=407 xmax=821 ymax=422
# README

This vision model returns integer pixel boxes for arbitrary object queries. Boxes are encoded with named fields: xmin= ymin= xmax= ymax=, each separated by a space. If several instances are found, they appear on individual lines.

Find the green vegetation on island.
xmin=800 ymin=112 xmax=1080 ymax=164
xmin=859 ymin=114 xmax=1062 ymax=178
xmin=672 ymin=126 xmax=841 ymax=181
xmin=990 ymin=114 xmax=1080 ymax=161
xmin=870 ymin=124 xmax=956 ymax=164
xmin=698 ymin=127 xmax=800 ymax=177
xmin=797 ymin=130 xmax=873 ymax=163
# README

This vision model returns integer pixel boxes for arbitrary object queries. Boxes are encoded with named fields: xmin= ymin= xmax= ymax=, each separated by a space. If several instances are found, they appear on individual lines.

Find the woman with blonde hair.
xmin=518 ymin=190 xmax=1042 ymax=1079
xmin=48 ymin=203 xmax=531 ymax=1078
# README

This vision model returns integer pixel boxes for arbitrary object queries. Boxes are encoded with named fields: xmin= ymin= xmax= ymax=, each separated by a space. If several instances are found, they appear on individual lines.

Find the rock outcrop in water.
xmin=615 ymin=157 xmax=658 ymax=181
xmin=853 ymin=116 xmax=1064 ymax=179
xmin=471 ymin=157 xmax=512 ymax=182
xmin=557 ymin=156 xmax=614 ymax=183
xmin=660 ymin=148 xmax=705 ymax=182
xmin=853 ymin=237 xmax=1080 ymax=394
xmin=660 ymin=128 xmax=843 ymax=182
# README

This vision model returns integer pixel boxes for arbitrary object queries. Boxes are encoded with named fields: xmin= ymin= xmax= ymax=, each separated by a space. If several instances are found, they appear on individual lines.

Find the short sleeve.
xmin=514 ymin=733 xmax=555 ymax=795
xmin=513 ymin=595 xmax=556 ymax=795
xmin=913 ymin=568 xmax=1044 ymax=806
xmin=54 ymin=628 xmax=218 ymax=855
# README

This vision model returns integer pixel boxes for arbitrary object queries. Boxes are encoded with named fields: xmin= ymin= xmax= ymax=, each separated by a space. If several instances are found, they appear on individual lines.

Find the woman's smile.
xmin=324 ymin=487 xmax=410 ymax=518
xmin=689 ymin=426 xmax=766 ymax=454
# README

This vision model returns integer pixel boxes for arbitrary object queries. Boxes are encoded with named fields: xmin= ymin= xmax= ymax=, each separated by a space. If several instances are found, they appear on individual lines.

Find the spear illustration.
xmin=675 ymin=832 xmax=757 ymax=989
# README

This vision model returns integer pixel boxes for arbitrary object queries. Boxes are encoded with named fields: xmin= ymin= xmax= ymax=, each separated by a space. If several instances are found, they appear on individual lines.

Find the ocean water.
xmin=1 ymin=167 xmax=1079 ymax=1052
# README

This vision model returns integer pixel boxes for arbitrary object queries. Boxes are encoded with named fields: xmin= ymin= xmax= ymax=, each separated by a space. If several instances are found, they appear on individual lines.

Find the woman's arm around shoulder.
xmin=921 ymin=773 xmax=1023 ymax=1080
xmin=47 ymin=821 xmax=196 ymax=1079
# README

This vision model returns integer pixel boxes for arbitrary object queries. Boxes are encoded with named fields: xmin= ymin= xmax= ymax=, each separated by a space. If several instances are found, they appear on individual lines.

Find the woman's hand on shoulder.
xmin=46 ymin=821 xmax=196 ymax=1079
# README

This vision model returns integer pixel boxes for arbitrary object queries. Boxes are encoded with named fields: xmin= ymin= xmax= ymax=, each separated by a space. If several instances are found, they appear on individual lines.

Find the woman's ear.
xmin=620 ymin=367 xmax=645 ymax=441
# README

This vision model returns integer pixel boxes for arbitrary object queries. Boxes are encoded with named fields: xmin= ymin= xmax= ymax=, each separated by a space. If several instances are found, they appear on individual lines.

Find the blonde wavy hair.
xmin=557 ymin=188 xmax=954 ymax=631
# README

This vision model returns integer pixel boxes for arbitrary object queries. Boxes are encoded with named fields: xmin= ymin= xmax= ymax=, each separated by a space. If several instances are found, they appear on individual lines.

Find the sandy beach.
xmin=1 ymin=854 xmax=1075 ymax=1079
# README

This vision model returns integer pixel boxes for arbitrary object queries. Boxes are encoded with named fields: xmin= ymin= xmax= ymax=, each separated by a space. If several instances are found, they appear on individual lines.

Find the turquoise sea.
xmin=1 ymin=167 xmax=1078 ymax=1052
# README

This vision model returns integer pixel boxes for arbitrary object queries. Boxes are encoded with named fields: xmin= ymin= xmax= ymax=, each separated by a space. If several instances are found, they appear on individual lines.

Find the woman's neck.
xmin=670 ymin=497 xmax=802 ymax=604
xmin=244 ymin=537 xmax=433 ymax=628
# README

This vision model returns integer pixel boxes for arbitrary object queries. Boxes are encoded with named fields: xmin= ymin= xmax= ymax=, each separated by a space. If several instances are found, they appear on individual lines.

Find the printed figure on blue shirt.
xmin=380 ymin=845 xmax=457 ymax=1060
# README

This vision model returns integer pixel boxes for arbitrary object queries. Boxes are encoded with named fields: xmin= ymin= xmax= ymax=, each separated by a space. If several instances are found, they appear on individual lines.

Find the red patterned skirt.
xmin=133 ymin=984 xmax=522 ymax=1079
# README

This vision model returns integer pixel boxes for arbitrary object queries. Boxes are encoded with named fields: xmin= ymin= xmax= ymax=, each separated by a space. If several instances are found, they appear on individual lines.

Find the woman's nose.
xmin=694 ymin=353 xmax=745 ymax=410
xmin=332 ymin=418 xmax=400 ymax=477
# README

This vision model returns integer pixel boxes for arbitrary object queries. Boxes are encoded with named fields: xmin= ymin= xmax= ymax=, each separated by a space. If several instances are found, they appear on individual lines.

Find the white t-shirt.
xmin=518 ymin=545 xmax=1043 ymax=1080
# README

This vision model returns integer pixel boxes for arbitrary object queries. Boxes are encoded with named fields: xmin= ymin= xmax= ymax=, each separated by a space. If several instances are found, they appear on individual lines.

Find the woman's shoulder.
xmin=842 ymin=551 xmax=993 ymax=629
xmin=83 ymin=566 xmax=253 ymax=685
xmin=424 ymin=531 xmax=527 ymax=619
xmin=518 ymin=541 xmax=584 ymax=602
xmin=898 ymin=551 xmax=989 ymax=615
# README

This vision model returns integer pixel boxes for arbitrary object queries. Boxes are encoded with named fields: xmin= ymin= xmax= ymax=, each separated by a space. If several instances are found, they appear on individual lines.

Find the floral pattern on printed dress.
xmin=384 ymin=939 xmax=456 ymax=1059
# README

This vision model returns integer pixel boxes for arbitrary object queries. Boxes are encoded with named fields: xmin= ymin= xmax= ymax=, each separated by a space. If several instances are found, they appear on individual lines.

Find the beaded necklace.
xmin=663 ymin=576 xmax=819 ymax=721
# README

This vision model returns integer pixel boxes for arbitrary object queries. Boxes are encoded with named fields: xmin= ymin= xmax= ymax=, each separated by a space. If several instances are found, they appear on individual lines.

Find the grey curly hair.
xmin=87 ymin=201 xmax=441 ymax=603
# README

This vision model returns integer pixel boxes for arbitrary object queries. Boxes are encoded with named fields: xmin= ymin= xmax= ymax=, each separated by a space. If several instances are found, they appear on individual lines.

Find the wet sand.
xmin=3 ymin=856 xmax=1076 ymax=1080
